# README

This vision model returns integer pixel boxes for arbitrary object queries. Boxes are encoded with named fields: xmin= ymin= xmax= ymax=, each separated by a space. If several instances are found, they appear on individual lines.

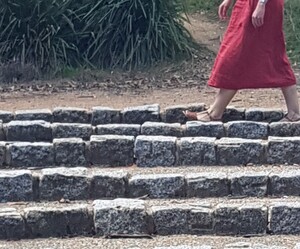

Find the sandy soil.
xmin=0 ymin=87 xmax=296 ymax=111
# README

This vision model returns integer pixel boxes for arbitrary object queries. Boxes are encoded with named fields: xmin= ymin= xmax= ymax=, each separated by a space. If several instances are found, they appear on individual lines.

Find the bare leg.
xmin=208 ymin=88 xmax=238 ymax=119
xmin=183 ymin=88 xmax=237 ymax=121
xmin=281 ymin=85 xmax=300 ymax=120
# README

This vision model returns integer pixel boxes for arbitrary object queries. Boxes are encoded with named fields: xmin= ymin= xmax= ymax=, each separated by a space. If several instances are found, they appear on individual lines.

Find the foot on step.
xmin=183 ymin=110 xmax=222 ymax=122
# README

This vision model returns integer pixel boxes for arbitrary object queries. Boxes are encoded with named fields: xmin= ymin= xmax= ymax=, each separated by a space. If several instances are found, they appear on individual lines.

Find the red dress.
xmin=208 ymin=0 xmax=296 ymax=89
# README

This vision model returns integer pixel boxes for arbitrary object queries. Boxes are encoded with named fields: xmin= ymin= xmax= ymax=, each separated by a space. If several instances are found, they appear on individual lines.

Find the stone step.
xmin=1 ymin=119 xmax=299 ymax=142
xmin=1 ymin=235 xmax=300 ymax=249
xmin=1 ymin=165 xmax=300 ymax=203
xmin=2 ymin=197 xmax=300 ymax=239
xmin=0 ymin=135 xmax=299 ymax=168
xmin=0 ymin=104 xmax=285 ymax=125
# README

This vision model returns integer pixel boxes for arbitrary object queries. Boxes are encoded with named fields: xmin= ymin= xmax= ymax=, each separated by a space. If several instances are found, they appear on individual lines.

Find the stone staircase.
xmin=1 ymin=103 xmax=300 ymax=248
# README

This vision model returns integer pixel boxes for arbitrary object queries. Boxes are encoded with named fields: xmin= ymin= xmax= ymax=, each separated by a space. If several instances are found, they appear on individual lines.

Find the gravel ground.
xmin=21 ymin=165 xmax=300 ymax=175
xmin=1 ymin=235 xmax=300 ymax=249
xmin=8 ymin=164 xmax=300 ymax=176
xmin=95 ymin=164 xmax=300 ymax=175
xmin=3 ymin=196 xmax=300 ymax=212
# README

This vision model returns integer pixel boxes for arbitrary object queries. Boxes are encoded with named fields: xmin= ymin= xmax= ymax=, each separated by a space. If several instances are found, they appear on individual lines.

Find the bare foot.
xmin=279 ymin=113 xmax=300 ymax=122
xmin=183 ymin=110 xmax=221 ymax=122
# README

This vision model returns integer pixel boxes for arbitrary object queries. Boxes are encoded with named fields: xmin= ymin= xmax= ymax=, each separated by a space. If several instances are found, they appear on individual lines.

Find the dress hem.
xmin=208 ymin=81 xmax=297 ymax=90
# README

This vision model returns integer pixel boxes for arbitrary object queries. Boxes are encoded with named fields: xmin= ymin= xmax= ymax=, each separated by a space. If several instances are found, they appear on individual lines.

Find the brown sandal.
xmin=279 ymin=113 xmax=300 ymax=122
xmin=183 ymin=110 xmax=222 ymax=122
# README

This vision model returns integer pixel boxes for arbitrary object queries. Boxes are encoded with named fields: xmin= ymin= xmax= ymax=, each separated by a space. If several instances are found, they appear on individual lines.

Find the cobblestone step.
xmin=1 ymin=119 xmax=300 ymax=142
xmin=1 ymin=235 xmax=300 ymax=249
xmin=0 ymin=104 xmax=286 ymax=125
xmin=1 ymin=165 xmax=300 ymax=203
xmin=2 ymin=197 xmax=300 ymax=239
xmin=1 ymin=104 xmax=298 ymax=244
xmin=0 ymin=135 xmax=300 ymax=167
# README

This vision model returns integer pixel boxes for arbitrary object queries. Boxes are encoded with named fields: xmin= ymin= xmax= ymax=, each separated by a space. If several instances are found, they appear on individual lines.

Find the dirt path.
xmin=185 ymin=12 xmax=226 ymax=53
xmin=0 ymin=13 xmax=299 ymax=112
xmin=0 ymin=85 xmax=295 ymax=111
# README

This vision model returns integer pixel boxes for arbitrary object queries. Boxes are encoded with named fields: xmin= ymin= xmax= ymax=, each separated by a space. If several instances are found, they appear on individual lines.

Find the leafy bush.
xmin=0 ymin=0 xmax=78 ymax=71
xmin=284 ymin=0 xmax=300 ymax=64
xmin=80 ymin=0 xmax=195 ymax=70
xmin=185 ymin=0 xmax=219 ymax=12
xmin=0 ymin=0 xmax=195 ymax=72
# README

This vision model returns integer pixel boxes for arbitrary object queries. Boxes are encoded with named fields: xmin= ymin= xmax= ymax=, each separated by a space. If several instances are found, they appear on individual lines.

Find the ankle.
xmin=287 ymin=111 xmax=300 ymax=118
xmin=208 ymin=109 xmax=223 ymax=120
xmin=286 ymin=112 xmax=300 ymax=121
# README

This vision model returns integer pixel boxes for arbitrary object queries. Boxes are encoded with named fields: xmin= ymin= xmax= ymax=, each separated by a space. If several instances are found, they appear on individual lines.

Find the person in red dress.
xmin=184 ymin=0 xmax=300 ymax=122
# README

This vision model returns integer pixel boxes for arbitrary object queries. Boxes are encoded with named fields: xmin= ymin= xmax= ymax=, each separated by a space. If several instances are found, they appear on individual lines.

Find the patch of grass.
xmin=184 ymin=0 xmax=219 ymax=12
xmin=284 ymin=0 xmax=300 ymax=65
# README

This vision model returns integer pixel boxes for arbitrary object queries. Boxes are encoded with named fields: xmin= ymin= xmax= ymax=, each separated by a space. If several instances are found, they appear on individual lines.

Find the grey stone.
xmin=267 ymin=137 xmax=300 ymax=164
xmin=269 ymin=122 xmax=300 ymax=137
xmin=178 ymin=137 xmax=217 ymax=166
xmin=0 ymin=208 xmax=25 ymax=239
xmin=90 ymin=135 xmax=134 ymax=166
xmin=0 ymin=121 xmax=4 ymax=140
xmin=162 ymin=103 xmax=206 ymax=124
xmin=15 ymin=109 xmax=53 ymax=122
xmin=0 ymin=170 xmax=33 ymax=202
xmin=224 ymin=242 xmax=253 ymax=249
xmin=270 ymin=170 xmax=300 ymax=196
xmin=141 ymin=122 xmax=183 ymax=137
xmin=0 ymin=110 xmax=14 ymax=123
xmin=91 ymin=106 xmax=121 ymax=125
xmin=91 ymin=170 xmax=128 ymax=198
xmin=230 ymin=172 xmax=269 ymax=197
xmin=128 ymin=174 xmax=185 ymax=198
xmin=4 ymin=120 xmax=52 ymax=142
xmin=39 ymin=167 xmax=90 ymax=201
xmin=214 ymin=203 xmax=267 ymax=235
xmin=52 ymin=123 xmax=93 ymax=140
xmin=54 ymin=138 xmax=87 ymax=166
xmin=225 ymin=121 xmax=269 ymax=139
xmin=238 ymin=204 xmax=268 ymax=235
xmin=122 ymin=104 xmax=160 ymax=124
xmin=185 ymin=121 xmax=224 ymax=138
xmin=295 ymin=243 xmax=300 ymax=249
xmin=216 ymin=138 xmax=265 ymax=165
xmin=214 ymin=204 xmax=240 ymax=235
xmin=222 ymin=107 xmax=245 ymax=122
xmin=53 ymin=107 xmax=90 ymax=123
xmin=0 ymin=142 xmax=5 ymax=166
xmin=96 ymin=124 xmax=141 ymax=137
xmin=186 ymin=172 xmax=229 ymax=198
xmin=245 ymin=108 xmax=284 ymax=122
xmin=151 ymin=203 xmax=213 ymax=235
xmin=135 ymin=136 xmax=177 ymax=167
xmin=188 ymin=205 xmax=214 ymax=234
xmin=93 ymin=199 xmax=149 ymax=235
xmin=224 ymin=242 xmax=286 ymax=249
xmin=6 ymin=142 xmax=54 ymax=167
xmin=155 ymin=246 xmax=212 ymax=249
xmin=269 ymin=203 xmax=300 ymax=234
xmin=24 ymin=204 xmax=93 ymax=237
xmin=151 ymin=205 xmax=189 ymax=235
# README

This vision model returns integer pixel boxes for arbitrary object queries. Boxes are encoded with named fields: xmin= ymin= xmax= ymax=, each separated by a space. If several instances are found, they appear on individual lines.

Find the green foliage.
xmin=284 ymin=0 xmax=300 ymax=64
xmin=0 ymin=0 xmax=78 ymax=71
xmin=81 ymin=0 xmax=195 ymax=70
xmin=0 ymin=0 xmax=195 ymax=72
xmin=185 ymin=0 xmax=219 ymax=12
